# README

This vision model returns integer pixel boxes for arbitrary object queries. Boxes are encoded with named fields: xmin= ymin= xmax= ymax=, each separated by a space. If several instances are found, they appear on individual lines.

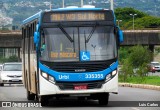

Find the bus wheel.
xmin=35 ymin=94 xmax=39 ymax=101
xmin=98 ymin=93 xmax=109 ymax=105
xmin=27 ymin=90 xmax=35 ymax=100
xmin=39 ymin=96 xmax=48 ymax=106
xmin=78 ymin=97 xmax=86 ymax=100
xmin=0 ymin=83 xmax=4 ymax=86
xmin=35 ymin=74 xmax=39 ymax=101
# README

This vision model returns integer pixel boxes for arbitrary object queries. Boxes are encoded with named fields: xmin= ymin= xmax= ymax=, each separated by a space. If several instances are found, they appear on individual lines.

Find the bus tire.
xmin=78 ymin=97 xmax=86 ymax=100
xmin=35 ymin=73 xmax=39 ymax=101
xmin=27 ymin=90 xmax=35 ymax=100
xmin=0 ymin=83 xmax=4 ymax=86
xmin=39 ymin=96 xmax=48 ymax=106
xmin=98 ymin=93 xmax=109 ymax=105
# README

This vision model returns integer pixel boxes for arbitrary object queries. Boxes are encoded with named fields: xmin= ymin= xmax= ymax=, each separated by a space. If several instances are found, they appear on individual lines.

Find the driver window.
xmin=41 ymin=30 xmax=46 ymax=51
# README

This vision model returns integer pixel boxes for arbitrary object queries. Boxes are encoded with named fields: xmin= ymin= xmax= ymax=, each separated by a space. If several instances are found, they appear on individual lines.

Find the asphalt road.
xmin=0 ymin=84 xmax=160 ymax=110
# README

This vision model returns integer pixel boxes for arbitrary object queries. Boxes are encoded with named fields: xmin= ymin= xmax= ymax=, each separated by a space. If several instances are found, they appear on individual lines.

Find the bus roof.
xmin=22 ymin=11 xmax=42 ymax=26
xmin=22 ymin=7 xmax=111 ymax=26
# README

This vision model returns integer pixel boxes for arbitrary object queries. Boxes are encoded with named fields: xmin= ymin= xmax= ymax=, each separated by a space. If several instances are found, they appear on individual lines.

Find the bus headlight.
xmin=41 ymin=72 xmax=55 ymax=84
xmin=42 ymin=72 xmax=48 ymax=78
xmin=112 ymin=70 xmax=117 ymax=76
xmin=105 ymin=70 xmax=117 ymax=82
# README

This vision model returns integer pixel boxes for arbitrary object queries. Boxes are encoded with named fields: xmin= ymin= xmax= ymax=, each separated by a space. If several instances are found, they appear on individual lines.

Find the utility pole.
xmin=110 ymin=0 xmax=114 ymax=11
xmin=116 ymin=20 xmax=122 ymax=27
xmin=81 ymin=0 xmax=83 ymax=7
xmin=49 ymin=2 xmax=52 ymax=10
xmin=155 ymin=5 xmax=157 ymax=16
xmin=62 ymin=0 xmax=64 ymax=8
xmin=130 ymin=14 xmax=137 ymax=30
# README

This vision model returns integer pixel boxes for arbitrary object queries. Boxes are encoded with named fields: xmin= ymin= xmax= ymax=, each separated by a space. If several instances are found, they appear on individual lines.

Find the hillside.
xmin=0 ymin=0 xmax=160 ymax=27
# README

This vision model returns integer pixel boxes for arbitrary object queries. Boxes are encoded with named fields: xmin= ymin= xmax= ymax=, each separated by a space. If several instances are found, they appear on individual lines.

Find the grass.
xmin=119 ymin=76 xmax=160 ymax=86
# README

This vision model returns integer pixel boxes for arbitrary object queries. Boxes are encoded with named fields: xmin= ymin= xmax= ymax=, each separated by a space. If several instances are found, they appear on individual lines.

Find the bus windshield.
xmin=40 ymin=26 xmax=117 ymax=62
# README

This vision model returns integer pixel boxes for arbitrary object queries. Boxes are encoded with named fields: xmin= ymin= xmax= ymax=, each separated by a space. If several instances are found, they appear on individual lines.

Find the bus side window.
xmin=41 ymin=31 xmax=46 ymax=51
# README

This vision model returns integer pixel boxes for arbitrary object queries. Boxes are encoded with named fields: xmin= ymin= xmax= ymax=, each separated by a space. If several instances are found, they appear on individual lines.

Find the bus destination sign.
xmin=50 ymin=12 xmax=105 ymax=22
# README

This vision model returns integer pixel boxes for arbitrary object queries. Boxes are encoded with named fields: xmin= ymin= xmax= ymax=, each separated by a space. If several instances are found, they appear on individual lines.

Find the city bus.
xmin=21 ymin=6 xmax=123 ymax=106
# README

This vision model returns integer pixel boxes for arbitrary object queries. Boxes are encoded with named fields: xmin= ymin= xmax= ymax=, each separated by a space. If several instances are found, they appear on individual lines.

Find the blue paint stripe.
xmin=52 ymin=8 xmax=103 ymax=11
xmin=39 ymin=61 xmax=118 ymax=82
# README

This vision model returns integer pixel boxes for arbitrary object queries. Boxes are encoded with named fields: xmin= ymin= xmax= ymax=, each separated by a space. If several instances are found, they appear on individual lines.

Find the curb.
xmin=118 ymin=83 xmax=160 ymax=91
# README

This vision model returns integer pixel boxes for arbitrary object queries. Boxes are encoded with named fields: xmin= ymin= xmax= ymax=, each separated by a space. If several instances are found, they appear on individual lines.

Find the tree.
xmin=121 ymin=58 xmax=133 ymax=82
xmin=0 ymin=55 xmax=19 ymax=63
xmin=115 ymin=7 xmax=160 ymax=29
xmin=118 ymin=47 xmax=130 ymax=64
xmin=7 ymin=55 xmax=19 ymax=62
xmin=128 ymin=46 xmax=152 ymax=68
xmin=136 ymin=16 xmax=160 ymax=28
xmin=120 ymin=45 xmax=152 ymax=82
xmin=115 ymin=7 xmax=148 ymax=22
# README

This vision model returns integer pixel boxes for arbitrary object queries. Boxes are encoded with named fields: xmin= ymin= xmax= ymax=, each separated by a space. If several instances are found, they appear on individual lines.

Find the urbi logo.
xmin=80 ymin=51 xmax=90 ymax=61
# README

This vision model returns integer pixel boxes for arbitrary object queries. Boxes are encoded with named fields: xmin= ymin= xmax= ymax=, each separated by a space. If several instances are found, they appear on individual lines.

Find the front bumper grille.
xmin=56 ymin=81 xmax=104 ymax=90
xmin=7 ymin=75 xmax=21 ymax=78
xmin=2 ymin=80 xmax=22 ymax=83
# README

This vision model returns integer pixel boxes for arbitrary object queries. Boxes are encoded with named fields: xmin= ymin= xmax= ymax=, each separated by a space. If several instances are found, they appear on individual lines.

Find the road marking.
xmin=132 ymin=107 xmax=140 ymax=110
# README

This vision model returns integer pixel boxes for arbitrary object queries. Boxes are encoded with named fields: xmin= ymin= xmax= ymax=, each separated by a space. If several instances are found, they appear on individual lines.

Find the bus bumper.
xmin=39 ymin=73 xmax=118 ymax=95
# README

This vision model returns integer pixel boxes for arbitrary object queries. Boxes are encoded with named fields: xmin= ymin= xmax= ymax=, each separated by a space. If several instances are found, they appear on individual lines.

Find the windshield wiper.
xmin=58 ymin=24 xmax=74 ymax=42
xmin=73 ymin=30 xmax=75 ymax=52
xmin=85 ymin=23 xmax=97 ymax=43
xmin=84 ymin=31 xmax=87 ymax=51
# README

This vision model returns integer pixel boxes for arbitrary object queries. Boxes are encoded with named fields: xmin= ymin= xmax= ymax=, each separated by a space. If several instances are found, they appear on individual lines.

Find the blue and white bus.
xmin=22 ymin=6 xmax=123 ymax=106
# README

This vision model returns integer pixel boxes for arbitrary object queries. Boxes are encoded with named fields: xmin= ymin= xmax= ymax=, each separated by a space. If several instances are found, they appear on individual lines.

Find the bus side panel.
xmin=25 ymin=27 xmax=30 ymax=91
xmin=22 ymin=28 xmax=26 ymax=88
xmin=22 ymin=21 xmax=38 ymax=94
xmin=23 ymin=27 xmax=30 ymax=91
xmin=28 ymin=23 xmax=37 ymax=94
xmin=29 ymin=37 xmax=37 ymax=94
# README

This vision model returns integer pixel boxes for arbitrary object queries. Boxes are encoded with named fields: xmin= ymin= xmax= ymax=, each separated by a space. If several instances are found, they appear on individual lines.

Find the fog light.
xmin=49 ymin=76 xmax=55 ymax=84
xmin=105 ymin=74 xmax=111 ymax=82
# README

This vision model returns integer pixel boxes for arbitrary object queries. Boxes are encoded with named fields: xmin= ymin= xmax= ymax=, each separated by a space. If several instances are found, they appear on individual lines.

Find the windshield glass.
xmin=3 ymin=64 xmax=22 ymax=71
xmin=152 ymin=63 xmax=160 ymax=66
xmin=40 ymin=26 xmax=117 ymax=62
xmin=80 ymin=26 xmax=117 ymax=60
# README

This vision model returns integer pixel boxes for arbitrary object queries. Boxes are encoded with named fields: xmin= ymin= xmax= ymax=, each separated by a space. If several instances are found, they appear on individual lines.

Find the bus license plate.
xmin=74 ymin=85 xmax=87 ymax=90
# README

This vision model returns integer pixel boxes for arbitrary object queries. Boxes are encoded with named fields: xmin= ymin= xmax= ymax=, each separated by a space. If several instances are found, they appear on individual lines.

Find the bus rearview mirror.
xmin=34 ymin=32 xmax=40 ymax=44
xmin=118 ymin=30 xmax=124 ymax=43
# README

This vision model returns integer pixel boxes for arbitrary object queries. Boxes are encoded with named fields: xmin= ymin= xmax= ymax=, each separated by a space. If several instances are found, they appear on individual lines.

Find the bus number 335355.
xmin=85 ymin=74 xmax=104 ymax=79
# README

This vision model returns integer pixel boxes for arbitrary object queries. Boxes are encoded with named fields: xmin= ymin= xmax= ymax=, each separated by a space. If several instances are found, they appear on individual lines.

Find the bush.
xmin=8 ymin=55 xmax=19 ymax=62
xmin=0 ymin=55 xmax=19 ymax=63
xmin=120 ymin=45 xmax=152 ymax=82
